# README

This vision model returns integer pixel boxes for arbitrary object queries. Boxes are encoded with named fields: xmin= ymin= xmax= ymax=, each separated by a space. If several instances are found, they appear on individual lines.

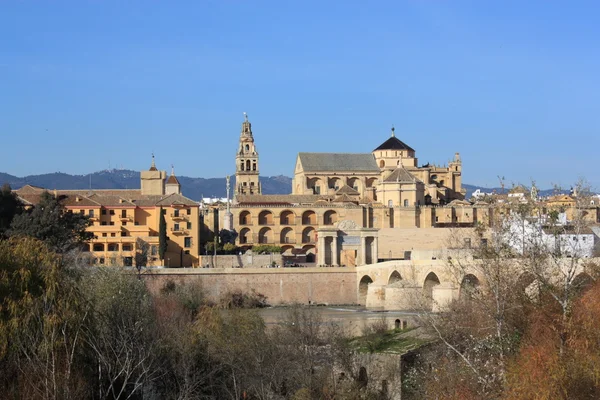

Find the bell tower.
xmin=235 ymin=113 xmax=261 ymax=196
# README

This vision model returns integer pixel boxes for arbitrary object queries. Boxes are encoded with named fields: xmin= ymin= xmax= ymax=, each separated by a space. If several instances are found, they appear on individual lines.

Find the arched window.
xmin=245 ymin=144 xmax=249 ymax=151
xmin=246 ymin=160 xmax=251 ymax=170
xmin=404 ymin=199 xmax=409 ymax=207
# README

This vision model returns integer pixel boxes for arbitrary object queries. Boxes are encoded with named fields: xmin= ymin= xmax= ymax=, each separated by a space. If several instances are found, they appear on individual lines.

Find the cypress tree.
xmin=158 ymin=208 xmax=168 ymax=262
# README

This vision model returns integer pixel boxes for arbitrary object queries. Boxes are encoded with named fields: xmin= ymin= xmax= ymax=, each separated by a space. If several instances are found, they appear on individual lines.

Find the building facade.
xmin=15 ymin=158 xmax=201 ymax=267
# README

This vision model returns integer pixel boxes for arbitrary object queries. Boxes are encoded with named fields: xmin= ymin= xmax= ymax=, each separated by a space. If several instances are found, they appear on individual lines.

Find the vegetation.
xmin=158 ymin=208 xmax=168 ymax=261
xmin=251 ymin=244 xmax=283 ymax=254
xmin=9 ymin=191 xmax=93 ymax=253
xmin=0 ymin=184 xmax=22 ymax=238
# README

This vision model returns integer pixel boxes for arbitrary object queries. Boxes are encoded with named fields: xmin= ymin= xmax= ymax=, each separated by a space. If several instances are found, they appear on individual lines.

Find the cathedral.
xmin=223 ymin=115 xmax=480 ymax=266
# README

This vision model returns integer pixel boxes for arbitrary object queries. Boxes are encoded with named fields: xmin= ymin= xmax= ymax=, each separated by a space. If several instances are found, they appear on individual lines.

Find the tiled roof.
xmin=166 ymin=174 xmax=180 ymax=185
xmin=333 ymin=194 xmax=358 ymax=204
xmin=298 ymin=153 xmax=380 ymax=173
xmin=383 ymin=167 xmax=421 ymax=183
xmin=155 ymin=193 xmax=198 ymax=206
xmin=236 ymin=194 xmax=325 ymax=205
xmin=373 ymin=136 xmax=415 ymax=152
xmin=335 ymin=185 xmax=360 ymax=196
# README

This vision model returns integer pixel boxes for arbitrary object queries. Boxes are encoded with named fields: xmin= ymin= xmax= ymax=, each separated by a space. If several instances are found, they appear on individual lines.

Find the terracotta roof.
xmin=333 ymin=194 xmax=358 ymax=204
xmin=155 ymin=193 xmax=198 ymax=207
xmin=298 ymin=153 xmax=380 ymax=172
xmin=335 ymin=185 xmax=360 ymax=196
xmin=383 ymin=167 xmax=421 ymax=183
xmin=236 ymin=194 xmax=325 ymax=205
xmin=166 ymin=174 xmax=180 ymax=185
xmin=373 ymin=136 xmax=415 ymax=152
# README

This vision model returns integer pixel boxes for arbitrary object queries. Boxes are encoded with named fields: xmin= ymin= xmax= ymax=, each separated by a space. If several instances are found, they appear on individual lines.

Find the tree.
xmin=158 ymin=208 xmax=169 ymax=262
xmin=219 ymin=229 xmax=238 ymax=245
xmin=135 ymin=237 xmax=150 ymax=269
xmin=0 ymin=183 xmax=22 ymax=238
xmin=9 ymin=191 xmax=93 ymax=254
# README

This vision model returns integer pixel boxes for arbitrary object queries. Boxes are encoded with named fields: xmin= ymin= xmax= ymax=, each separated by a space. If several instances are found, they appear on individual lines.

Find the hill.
xmin=1 ymin=171 xmax=567 ymax=201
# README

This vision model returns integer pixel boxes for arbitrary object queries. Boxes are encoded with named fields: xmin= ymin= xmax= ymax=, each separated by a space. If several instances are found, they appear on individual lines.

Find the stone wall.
xmin=198 ymin=253 xmax=283 ymax=268
xmin=143 ymin=267 xmax=357 ymax=305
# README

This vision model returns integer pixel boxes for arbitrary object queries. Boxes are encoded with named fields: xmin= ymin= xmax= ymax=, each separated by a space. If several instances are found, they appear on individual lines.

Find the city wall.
xmin=198 ymin=253 xmax=284 ymax=268
xmin=143 ymin=267 xmax=358 ymax=305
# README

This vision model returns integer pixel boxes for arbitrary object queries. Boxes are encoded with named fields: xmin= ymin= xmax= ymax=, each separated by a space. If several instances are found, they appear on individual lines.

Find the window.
xmin=388 ymin=200 xmax=393 ymax=208
xmin=121 ymin=231 xmax=127 ymax=237
xmin=99 ymin=257 xmax=105 ymax=264
xmin=110 ymin=233 xmax=116 ymax=237
xmin=79 ymin=209 xmax=84 ymax=215
xmin=184 ymin=237 xmax=192 ymax=248
xmin=187 ymin=221 xmax=192 ymax=229
xmin=101 ymin=221 xmax=107 ymax=226
xmin=186 ymin=208 xmax=191 ymax=215
xmin=184 ymin=250 xmax=190 ymax=255
xmin=109 ymin=210 xmax=115 ymax=215
xmin=108 ymin=244 xmax=118 ymax=251
xmin=174 ymin=209 xmax=180 ymax=217
xmin=121 ymin=210 xmax=127 ymax=218
xmin=101 ymin=209 xmax=107 ymax=215
xmin=109 ymin=221 xmax=115 ymax=226
xmin=403 ymin=199 xmax=409 ymax=207
xmin=102 ymin=233 xmax=107 ymax=237
xmin=122 ymin=221 xmax=127 ymax=226
xmin=122 ymin=244 xmax=132 ymax=251
xmin=174 ymin=223 xmax=180 ymax=231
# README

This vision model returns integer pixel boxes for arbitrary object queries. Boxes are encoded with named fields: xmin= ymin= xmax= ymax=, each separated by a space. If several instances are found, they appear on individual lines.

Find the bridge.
xmin=355 ymin=250 xmax=597 ymax=311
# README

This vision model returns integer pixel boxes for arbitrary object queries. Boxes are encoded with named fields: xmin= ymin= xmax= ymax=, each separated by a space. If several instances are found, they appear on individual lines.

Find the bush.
xmin=251 ymin=245 xmax=282 ymax=254
xmin=217 ymin=289 xmax=269 ymax=309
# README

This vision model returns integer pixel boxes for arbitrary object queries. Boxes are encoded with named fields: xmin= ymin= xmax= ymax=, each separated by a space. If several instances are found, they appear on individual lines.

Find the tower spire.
xmin=391 ymin=125 xmax=395 ymax=138
xmin=150 ymin=153 xmax=157 ymax=171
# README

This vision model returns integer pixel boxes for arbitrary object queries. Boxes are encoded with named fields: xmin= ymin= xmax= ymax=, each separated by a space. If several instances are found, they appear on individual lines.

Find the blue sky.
xmin=1 ymin=1 xmax=599 ymax=189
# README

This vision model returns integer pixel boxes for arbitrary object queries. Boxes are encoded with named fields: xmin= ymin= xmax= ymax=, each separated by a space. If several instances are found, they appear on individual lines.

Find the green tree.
xmin=159 ymin=208 xmax=169 ymax=262
xmin=0 ymin=184 xmax=22 ymax=238
xmin=9 ymin=191 xmax=92 ymax=253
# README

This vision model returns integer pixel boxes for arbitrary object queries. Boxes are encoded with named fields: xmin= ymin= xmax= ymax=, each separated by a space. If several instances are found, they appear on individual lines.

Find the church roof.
xmin=298 ymin=153 xmax=379 ymax=173
xmin=383 ymin=167 xmax=422 ymax=183
xmin=236 ymin=194 xmax=324 ymax=205
xmin=166 ymin=174 xmax=180 ymax=185
xmin=373 ymin=136 xmax=415 ymax=152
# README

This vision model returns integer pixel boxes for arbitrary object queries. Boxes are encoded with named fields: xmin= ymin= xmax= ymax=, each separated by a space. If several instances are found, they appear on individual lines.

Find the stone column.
xmin=332 ymin=235 xmax=338 ymax=266
xmin=318 ymin=235 xmax=326 ymax=266
xmin=373 ymin=236 xmax=379 ymax=264
xmin=360 ymin=236 xmax=367 ymax=266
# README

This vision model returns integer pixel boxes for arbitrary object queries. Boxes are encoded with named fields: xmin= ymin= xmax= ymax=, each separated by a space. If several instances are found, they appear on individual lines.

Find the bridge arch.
xmin=459 ymin=274 xmax=480 ymax=299
xmin=423 ymin=272 xmax=441 ymax=310
xmin=359 ymin=275 xmax=374 ymax=305
xmin=388 ymin=270 xmax=402 ymax=285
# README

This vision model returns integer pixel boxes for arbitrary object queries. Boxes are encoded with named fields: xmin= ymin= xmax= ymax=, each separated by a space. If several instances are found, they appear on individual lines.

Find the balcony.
xmin=170 ymin=213 xmax=188 ymax=221
xmin=119 ymin=215 xmax=132 ymax=222
xmin=89 ymin=215 xmax=99 ymax=222
xmin=170 ymin=227 xmax=189 ymax=235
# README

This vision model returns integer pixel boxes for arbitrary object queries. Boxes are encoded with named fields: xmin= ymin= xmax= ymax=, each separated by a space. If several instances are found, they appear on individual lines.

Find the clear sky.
xmin=1 ymin=1 xmax=599 ymax=189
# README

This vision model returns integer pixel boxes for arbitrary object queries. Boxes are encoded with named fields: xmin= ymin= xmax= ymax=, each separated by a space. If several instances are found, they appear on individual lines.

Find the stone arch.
xmin=302 ymin=210 xmax=317 ymax=225
xmin=93 ymin=243 xmax=104 ymax=252
xmin=328 ymin=177 xmax=342 ymax=190
xmin=281 ymin=245 xmax=295 ymax=255
xmin=280 ymin=227 xmax=295 ymax=244
xmin=302 ymin=245 xmax=316 ymax=262
xmin=239 ymin=228 xmax=251 ymax=244
xmin=459 ymin=274 xmax=480 ymax=299
xmin=258 ymin=227 xmax=272 ymax=244
xmin=323 ymin=210 xmax=338 ymax=225
xmin=359 ymin=275 xmax=373 ymax=305
xmin=258 ymin=210 xmax=273 ymax=225
xmin=423 ymin=272 xmax=441 ymax=310
xmin=307 ymin=177 xmax=323 ymax=194
xmin=239 ymin=210 xmax=251 ymax=225
xmin=395 ymin=319 xmax=401 ymax=329
xmin=388 ymin=270 xmax=402 ymax=285
xmin=366 ymin=177 xmax=378 ymax=188
xmin=347 ymin=177 xmax=361 ymax=192
xmin=279 ymin=209 xmax=295 ymax=225
xmin=302 ymin=227 xmax=316 ymax=244
xmin=357 ymin=366 xmax=368 ymax=387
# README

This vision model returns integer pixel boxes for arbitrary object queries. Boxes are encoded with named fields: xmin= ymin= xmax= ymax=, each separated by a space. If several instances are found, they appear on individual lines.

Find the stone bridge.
xmin=355 ymin=250 xmax=597 ymax=311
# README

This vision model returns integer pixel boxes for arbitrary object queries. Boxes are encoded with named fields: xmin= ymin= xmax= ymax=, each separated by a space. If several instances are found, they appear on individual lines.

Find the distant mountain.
xmin=1 ymin=170 xmax=568 ymax=201
xmin=0 ymin=170 xmax=293 ymax=200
